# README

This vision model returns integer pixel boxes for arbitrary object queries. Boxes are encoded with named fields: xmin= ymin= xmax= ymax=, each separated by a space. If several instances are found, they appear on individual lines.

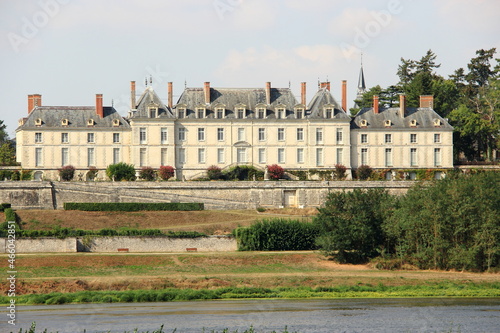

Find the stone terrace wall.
xmin=0 ymin=237 xmax=76 ymax=253
xmin=0 ymin=180 xmax=415 ymax=210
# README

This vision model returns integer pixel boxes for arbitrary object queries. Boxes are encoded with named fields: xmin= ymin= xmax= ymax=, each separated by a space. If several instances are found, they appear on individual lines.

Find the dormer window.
xmin=196 ymin=108 xmax=206 ymax=119
xmin=410 ymin=119 xmax=417 ymax=127
xmin=384 ymin=120 xmax=392 ymax=127
xmin=324 ymin=108 xmax=333 ymax=119
xmin=149 ymin=107 xmax=158 ymax=118
xmin=295 ymin=108 xmax=304 ymax=119
xmin=178 ymin=108 xmax=186 ymax=119
xmin=433 ymin=118 xmax=442 ymax=127
xmin=360 ymin=119 xmax=368 ymax=127
xmin=237 ymin=108 xmax=246 ymax=119
xmin=257 ymin=108 xmax=266 ymax=119
xmin=35 ymin=118 xmax=43 ymax=126
xmin=87 ymin=119 xmax=95 ymax=126
xmin=216 ymin=108 xmax=225 ymax=119
xmin=112 ymin=119 xmax=120 ymax=127
xmin=276 ymin=108 xmax=285 ymax=119
xmin=61 ymin=118 xmax=69 ymax=126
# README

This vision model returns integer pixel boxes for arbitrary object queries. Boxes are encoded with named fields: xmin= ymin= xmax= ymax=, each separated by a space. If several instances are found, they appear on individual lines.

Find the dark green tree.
xmin=106 ymin=162 xmax=136 ymax=181
xmin=0 ymin=143 xmax=16 ymax=166
xmin=0 ymin=120 xmax=8 ymax=144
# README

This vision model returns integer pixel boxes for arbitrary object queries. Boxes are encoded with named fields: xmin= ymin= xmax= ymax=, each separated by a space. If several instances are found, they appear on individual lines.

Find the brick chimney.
xmin=168 ymin=82 xmax=173 ymax=109
xmin=28 ymin=95 xmax=34 ymax=113
xmin=28 ymin=94 xmax=42 ymax=114
xmin=266 ymin=82 xmax=271 ymax=105
xmin=320 ymin=82 xmax=331 ymax=91
xmin=419 ymin=95 xmax=434 ymax=108
xmin=96 ymin=94 xmax=104 ymax=118
xmin=399 ymin=94 xmax=406 ymax=118
xmin=342 ymin=80 xmax=347 ymax=111
xmin=373 ymin=95 xmax=379 ymax=114
xmin=204 ymin=82 xmax=211 ymax=105
xmin=301 ymin=82 xmax=306 ymax=105
xmin=130 ymin=81 xmax=136 ymax=109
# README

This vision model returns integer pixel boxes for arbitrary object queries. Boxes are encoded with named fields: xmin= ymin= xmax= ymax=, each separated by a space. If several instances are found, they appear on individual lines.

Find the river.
xmin=6 ymin=298 xmax=500 ymax=333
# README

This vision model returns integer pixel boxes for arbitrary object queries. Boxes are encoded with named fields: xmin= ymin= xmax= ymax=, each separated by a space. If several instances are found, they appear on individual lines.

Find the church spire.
xmin=354 ymin=53 xmax=366 ymax=108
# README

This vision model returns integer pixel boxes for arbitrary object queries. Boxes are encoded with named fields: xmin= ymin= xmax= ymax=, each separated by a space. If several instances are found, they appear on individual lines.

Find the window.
xmin=216 ymin=108 xmax=225 ymax=119
xmin=179 ymin=148 xmax=186 ymax=164
xmin=113 ymin=133 xmax=120 ymax=143
xmin=139 ymin=128 xmax=146 ymax=144
xmin=217 ymin=128 xmax=225 ymax=141
xmin=237 ymin=108 xmax=245 ymax=119
xmin=296 ymin=109 xmax=303 ymax=119
xmin=296 ymin=128 xmax=304 ymax=141
xmin=161 ymin=148 xmax=167 ymax=166
xmin=139 ymin=148 xmax=147 ymax=167
xmin=61 ymin=148 xmax=69 ymax=166
xmin=410 ymin=133 xmax=417 ymax=143
xmin=336 ymin=148 xmax=343 ymax=165
xmin=258 ymin=128 xmax=265 ymax=141
xmin=410 ymin=148 xmax=417 ymax=166
xmin=161 ymin=128 xmax=168 ymax=144
xmin=276 ymin=108 xmax=285 ymax=119
xmin=61 ymin=133 xmax=68 ymax=143
xmin=257 ymin=108 xmax=266 ymax=119
xmin=87 ymin=148 xmax=95 ymax=167
xmin=278 ymin=128 xmax=285 ymax=141
xmin=336 ymin=128 xmax=343 ymax=143
xmin=361 ymin=134 xmax=367 ymax=144
xmin=113 ymin=148 xmax=120 ymax=164
xmin=434 ymin=133 xmax=441 ymax=143
xmin=198 ymin=128 xmax=205 ymax=141
xmin=385 ymin=134 xmax=392 ymax=143
xmin=217 ymin=148 xmax=225 ymax=164
xmin=35 ymin=132 xmax=43 ymax=143
xmin=325 ymin=108 xmax=333 ymax=118
xmin=316 ymin=128 xmax=323 ymax=144
xmin=87 ymin=133 xmax=95 ymax=143
xmin=297 ymin=148 xmax=304 ymax=164
xmin=178 ymin=128 xmax=186 ymax=141
xmin=198 ymin=148 xmax=206 ymax=164
xmin=434 ymin=148 xmax=441 ymax=166
xmin=316 ymin=148 xmax=323 ymax=166
xmin=278 ymin=148 xmax=285 ymax=163
xmin=237 ymin=148 xmax=247 ymax=163
xmin=237 ymin=128 xmax=245 ymax=141
xmin=35 ymin=148 xmax=42 ymax=166
xmin=385 ymin=148 xmax=392 ymax=167
xmin=178 ymin=108 xmax=185 ymax=119
xmin=149 ymin=107 xmax=157 ymax=118
xmin=361 ymin=148 xmax=368 ymax=165
xmin=258 ymin=148 xmax=266 ymax=164
xmin=197 ymin=108 xmax=205 ymax=119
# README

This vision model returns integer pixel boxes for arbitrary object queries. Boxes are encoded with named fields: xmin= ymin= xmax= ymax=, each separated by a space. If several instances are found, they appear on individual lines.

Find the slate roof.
xmin=351 ymin=107 xmax=453 ymax=130
xmin=18 ymin=106 xmax=130 ymax=129
xmin=174 ymin=87 xmax=300 ymax=119
xmin=307 ymin=88 xmax=350 ymax=120
xmin=131 ymin=86 xmax=175 ymax=119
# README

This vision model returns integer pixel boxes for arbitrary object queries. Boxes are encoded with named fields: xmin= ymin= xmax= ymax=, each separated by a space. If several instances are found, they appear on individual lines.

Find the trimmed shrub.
xmin=333 ymin=164 xmax=347 ymax=180
xmin=266 ymin=164 xmax=285 ymax=180
xmin=139 ymin=167 xmax=156 ymax=181
xmin=4 ymin=208 xmax=17 ymax=222
xmin=63 ymin=202 xmax=204 ymax=212
xmin=223 ymin=165 xmax=264 ymax=181
xmin=0 ymin=203 xmax=11 ymax=212
xmin=20 ymin=169 xmax=32 ymax=181
xmin=0 ymin=170 xmax=13 ymax=180
xmin=356 ymin=165 xmax=373 ymax=180
xmin=106 ymin=162 xmax=136 ymax=181
xmin=59 ymin=165 xmax=76 ymax=181
xmin=207 ymin=165 xmax=222 ymax=180
xmin=158 ymin=165 xmax=175 ymax=180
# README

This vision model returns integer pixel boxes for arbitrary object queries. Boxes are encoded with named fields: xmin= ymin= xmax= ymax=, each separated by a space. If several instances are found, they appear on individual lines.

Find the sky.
xmin=1 ymin=0 xmax=499 ymax=138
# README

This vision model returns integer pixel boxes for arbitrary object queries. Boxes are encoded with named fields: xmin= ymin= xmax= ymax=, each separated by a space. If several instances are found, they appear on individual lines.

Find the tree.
xmin=106 ymin=162 xmax=136 ymax=181
xmin=0 ymin=120 xmax=8 ymax=144
xmin=0 ymin=143 xmax=16 ymax=166
xmin=314 ymin=189 xmax=393 ymax=263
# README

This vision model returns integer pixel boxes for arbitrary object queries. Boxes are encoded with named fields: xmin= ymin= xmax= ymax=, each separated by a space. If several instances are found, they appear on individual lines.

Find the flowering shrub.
xmin=158 ymin=165 xmax=175 ymax=180
xmin=334 ymin=164 xmax=347 ymax=180
xmin=139 ymin=167 xmax=156 ymax=181
xmin=356 ymin=165 xmax=373 ymax=180
xmin=59 ymin=165 xmax=75 ymax=181
xmin=267 ymin=164 xmax=284 ymax=180
xmin=207 ymin=165 xmax=222 ymax=180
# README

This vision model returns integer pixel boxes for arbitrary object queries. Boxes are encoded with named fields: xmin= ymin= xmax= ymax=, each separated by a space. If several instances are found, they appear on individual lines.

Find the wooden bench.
xmin=117 ymin=248 xmax=129 ymax=252
xmin=186 ymin=248 xmax=197 ymax=252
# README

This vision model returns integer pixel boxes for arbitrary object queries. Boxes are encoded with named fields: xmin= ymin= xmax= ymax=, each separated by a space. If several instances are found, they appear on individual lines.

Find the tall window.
xmin=434 ymin=133 xmax=441 ymax=143
xmin=217 ymin=148 xmax=225 ymax=164
xmin=139 ymin=128 xmax=146 ymax=144
xmin=361 ymin=134 xmax=367 ymax=144
xmin=161 ymin=148 xmax=167 ymax=166
xmin=198 ymin=128 xmax=205 ymax=141
xmin=113 ymin=148 xmax=120 ymax=164
xmin=35 ymin=132 xmax=42 ymax=143
xmin=385 ymin=134 xmax=392 ymax=143
xmin=258 ymin=148 xmax=266 ymax=164
xmin=216 ymin=108 xmax=225 ymax=119
xmin=258 ymin=128 xmax=265 ymax=141
xmin=277 ymin=128 xmax=285 ymax=141
xmin=161 ymin=128 xmax=168 ymax=144
xmin=35 ymin=148 xmax=42 ymax=166
xmin=278 ymin=148 xmax=285 ymax=163
xmin=178 ymin=128 xmax=186 ymax=141
xmin=385 ymin=148 xmax=392 ymax=167
xmin=361 ymin=148 xmax=368 ymax=165
xmin=316 ymin=128 xmax=323 ymax=144
xmin=316 ymin=148 xmax=323 ymax=166
xmin=61 ymin=148 xmax=69 ymax=166
xmin=410 ymin=133 xmax=417 ymax=143
xmin=297 ymin=148 xmax=304 ymax=164
xmin=113 ymin=133 xmax=120 ymax=143
xmin=198 ymin=148 xmax=206 ymax=164
xmin=87 ymin=133 xmax=95 ymax=143
xmin=257 ymin=108 xmax=266 ymax=119
xmin=179 ymin=148 xmax=186 ymax=164
xmin=237 ymin=108 xmax=245 ymax=119
xmin=237 ymin=128 xmax=245 ymax=141
xmin=87 ymin=148 xmax=95 ymax=167
xmin=410 ymin=148 xmax=417 ymax=166
xmin=217 ymin=128 xmax=224 ymax=141
xmin=237 ymin=148 xmax=247 ymax=163
xmin=336 ymin=148 xmax=343 ymax=165
xmin=296 ymin=128 xmax=304 ymax=141
xmin=61 ymin=133 xmax=68 ymax=143
xmin=139 ymin=148 xmax=147 ymax=167
xmin=434 ymin=148 xmax=441 ymax=166
xmin=336 ymin=128 xmax=343 ymax=143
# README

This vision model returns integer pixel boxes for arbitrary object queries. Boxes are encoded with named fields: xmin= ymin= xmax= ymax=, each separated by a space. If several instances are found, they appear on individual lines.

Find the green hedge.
xmin=0 ymin=227 xmax=207 ymax=238
xmin=63 ymin=202 xmax=204 ymax=211
xmin=4 ymin=208 xmax=16 ymax=222
xmin=0 ymin=203 xmax=11 ymax=212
